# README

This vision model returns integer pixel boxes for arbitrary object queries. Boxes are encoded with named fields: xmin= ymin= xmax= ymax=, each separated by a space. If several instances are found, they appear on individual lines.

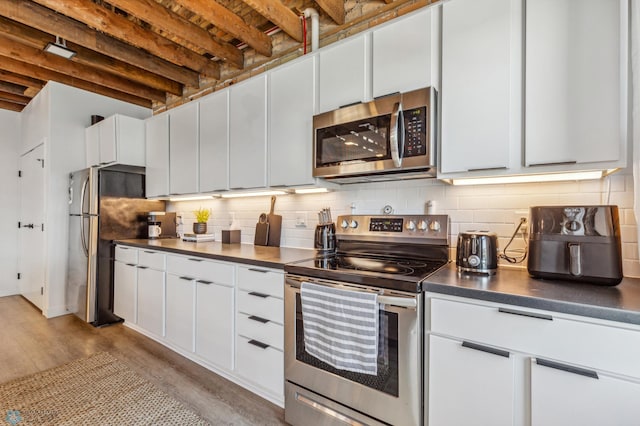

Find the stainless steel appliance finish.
xmin=284 ymin=214 xmax=449 ymax=426
xmin=528 ymin=205 xmax=623 ymax=286
xmin=313 ymin=87 xmax=436 ymax=183
xmin=456 ymin=231 xmax=498 ymax=275
xmin=66 ymin=166 xmax=165 ymax=326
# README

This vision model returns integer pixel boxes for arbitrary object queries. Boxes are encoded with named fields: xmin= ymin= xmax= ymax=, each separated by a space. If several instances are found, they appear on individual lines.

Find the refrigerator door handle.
xmin=80 ymin=176 xmax=90 ymax=257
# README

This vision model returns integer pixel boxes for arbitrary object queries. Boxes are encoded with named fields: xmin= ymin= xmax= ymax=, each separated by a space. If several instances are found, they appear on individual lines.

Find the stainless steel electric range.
xmin=284 ymin=214 xmax=449 ymax=426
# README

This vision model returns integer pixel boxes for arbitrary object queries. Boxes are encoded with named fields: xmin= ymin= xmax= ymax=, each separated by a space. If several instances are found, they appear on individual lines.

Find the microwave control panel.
xmin=403 ymin=106 xmax=427 ymax=157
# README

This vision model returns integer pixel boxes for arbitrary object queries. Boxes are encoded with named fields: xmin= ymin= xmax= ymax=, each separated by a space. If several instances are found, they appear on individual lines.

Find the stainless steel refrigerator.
xmin=66 ymin=165 xmax=165 ymax=326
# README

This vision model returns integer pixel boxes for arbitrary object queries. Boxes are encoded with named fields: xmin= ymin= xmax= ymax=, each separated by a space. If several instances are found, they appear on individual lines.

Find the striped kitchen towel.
xmin=300 ymin=281 xmax=379 ymax=375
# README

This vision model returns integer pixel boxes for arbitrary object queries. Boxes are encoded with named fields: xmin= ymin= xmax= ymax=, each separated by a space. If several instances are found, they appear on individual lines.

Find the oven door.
xmin=284 ymin=275 xmax=422 ymax=426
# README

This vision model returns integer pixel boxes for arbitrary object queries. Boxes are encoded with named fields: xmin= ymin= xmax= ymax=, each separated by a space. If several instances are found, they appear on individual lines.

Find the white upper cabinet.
xmin=525 ymin=0 xmax=626 ymax=167
xmin=229 ymin=75 xmax=268 ymax=189
xmin=169 ymin=102 xmax=199 ymax=195
xmin=372 ymin=8 xmax=435 ymax=98
xmin=145 ymin=114 xmax=170 ymax=198
xmin=85 ymin=115 xmax=145 ymax=168
xmin=269 ymin=56 xmax=316 ymax=187
xmin=439 ymin=0 xmax=516 ymax=174
xmin=199 ymin=90 xmax=229 ymax=192
xmin=318 ymin=34 xmax=368 ymax=113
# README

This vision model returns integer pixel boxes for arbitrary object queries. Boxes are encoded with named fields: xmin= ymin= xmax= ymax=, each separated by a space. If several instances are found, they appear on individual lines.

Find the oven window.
xmin=315 ymin=114 xmax=392 ymax=167
xmin=295 ymin=293 xmax=399 ymax=397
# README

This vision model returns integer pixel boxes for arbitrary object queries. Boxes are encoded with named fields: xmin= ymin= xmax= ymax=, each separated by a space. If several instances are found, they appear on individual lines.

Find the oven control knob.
xmin=429 ymin=220 xmax=441 ymax=232
xmin=418 ymin=220 xmax=428 ymax=231
xmin=340 ymin=219 xmax=349 ymax=229
xmin=406 ymin=220 xmax=416 ymax=231
xmin=350 ymin=220 xmax=358 ymax=229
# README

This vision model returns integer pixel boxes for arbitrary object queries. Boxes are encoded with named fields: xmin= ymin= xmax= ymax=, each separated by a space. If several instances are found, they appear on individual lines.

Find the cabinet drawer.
xmin=138 ymin=250 xmax=166 ymax=270
xmin=237 ymin=266 xmax=283 ymax=298
xmin=429 ymin=296 xmax=640 ymax=378
xmin=236 ymin=335 xmax=283 ymax=397
xmin=167 ymin=255 xmax=234 ymax=286
xmin=237 ymin=313 xmax=283 ymax=351
xmin=237 ymin=290 xmax=283 ymax=324
xmin=115 ymin=245 xmax=138 ymax=264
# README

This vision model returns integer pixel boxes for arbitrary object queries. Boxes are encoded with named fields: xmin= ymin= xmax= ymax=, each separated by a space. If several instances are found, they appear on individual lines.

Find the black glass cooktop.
xmin=285 ymin=254 xmax=449 ymax=293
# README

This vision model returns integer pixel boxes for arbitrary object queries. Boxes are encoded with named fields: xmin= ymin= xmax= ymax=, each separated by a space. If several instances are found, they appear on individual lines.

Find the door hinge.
xmin=18 ymin=170 xmax=21 ymax=178
xmin=17 ymin=273 xmax=20 ymax=280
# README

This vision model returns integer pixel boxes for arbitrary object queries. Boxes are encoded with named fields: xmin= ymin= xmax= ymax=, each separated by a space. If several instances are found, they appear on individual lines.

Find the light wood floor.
xmin=0 ymin=295 xmax=286 ymax=425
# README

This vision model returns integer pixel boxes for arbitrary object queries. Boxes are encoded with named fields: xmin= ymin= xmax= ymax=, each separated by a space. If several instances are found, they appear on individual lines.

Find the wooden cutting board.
xmin=254 ymin=213 xmax=269 ymax=246
xmin=267 ymin=195 xmax=282 ymax=247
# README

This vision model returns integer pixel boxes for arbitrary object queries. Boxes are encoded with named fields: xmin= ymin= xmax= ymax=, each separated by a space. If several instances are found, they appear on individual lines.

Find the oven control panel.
xmin=337 ymin=214 xmax=449 ymax=243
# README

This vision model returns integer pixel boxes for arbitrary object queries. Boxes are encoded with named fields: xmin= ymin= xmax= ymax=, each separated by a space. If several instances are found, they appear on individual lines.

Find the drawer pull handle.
xmin=188 ymin=258 xmax=203 ymax=262
xmin=248 ymin=268 xmax=269 ymax=273
xmin=179 ymin=276 xmax=193 ymax=281
xmin=126 ymin=263 xmax=136 ymax=267
xmin=143 ymin=250 xmax=156 ymax=254
xmin=536 ymin=358 xmax=599 ymax=379
xmin=197 ymin=280 xmax=213 ymax=285
xmin=462 ymin=341 xmax=510 ymax=358
xmin=248 ymin=339 xmax=269 ymax=349
xmin=120 ymin=247 xmax=129 ymax=250
xmin=248 ymin=315 xmax=270 ymax=324
xmin=137 ymin=266 xmax=148 ymax=269
xmin=248 ymin=291 xmax=269 ymax=298
xmin=498 ymin=307 xmax=553 ymax=321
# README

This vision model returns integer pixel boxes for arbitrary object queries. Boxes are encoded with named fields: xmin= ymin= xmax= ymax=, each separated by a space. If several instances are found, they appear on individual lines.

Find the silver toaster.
xmin=527 ymin=205 xmax=623 ymax=286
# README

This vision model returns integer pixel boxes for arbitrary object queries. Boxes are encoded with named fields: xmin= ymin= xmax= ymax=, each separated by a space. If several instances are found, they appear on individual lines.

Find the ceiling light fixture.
xmin=444 ymin=170 xmax=615 ymax=186
xmin=44 ymin=36 xmax=76 ymax=59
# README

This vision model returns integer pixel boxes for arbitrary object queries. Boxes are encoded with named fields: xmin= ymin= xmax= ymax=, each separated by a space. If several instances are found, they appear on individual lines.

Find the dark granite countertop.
xmin=424 ymin=262 xmax=640 ymax=326
xmin=115 ymin=238 xmax=316 ymax=270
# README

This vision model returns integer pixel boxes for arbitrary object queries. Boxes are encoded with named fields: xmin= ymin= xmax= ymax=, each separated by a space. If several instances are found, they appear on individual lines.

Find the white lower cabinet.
xmin=428 ymin=334 xmax=514 ymax=426
xmin=113 ymin=260 xmax=137 ymax=323
xmin=195 ymin=279 xmax=234 ymax=370
xmin=426 ymin=294 xmax=640 ymax=426
xmin=165 ymin=273 xmax=195 ymax=352
xmin=136 ymin=266 xmax=165 ymax=337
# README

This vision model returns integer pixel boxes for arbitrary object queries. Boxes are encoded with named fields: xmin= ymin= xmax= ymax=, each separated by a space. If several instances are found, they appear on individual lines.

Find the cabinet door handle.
xmin=498 ymin=307 xmax=553 ymax=321
xmin=126 ymin=263 xmax=136 ymax=267
xmin=248 ymin=291 xmax=269 ymax=298
xmin=188 ymin=258 xmax=203 ymax=262
xmin=197 ymin=280 xmax=213 ymax=285
xmin=528 ymin=160 xmax=577 ymax=167
xmin=535 ymin=358 xmax=599 ymax=379
xmin=467 ymin=166 xmax=508 ymax=172
xmin=143 ymin=250 xmax=156 ymax=254
xmin=462 ymin=341 xmax=510 ymax=358
xmin=247 ymin=339 xmax=269 ymax=349
xmin=137 ymin=266 xmax=148 ymax=269
xmin=120 ymin=247 xmax=129 ymax=250
xmin=248 ymin=315 xmax=270 ymax=324
xmin=179 ymin=276 xmax=193 ymax=281
xmin=248 ymin=268 xmax=269 ymax=273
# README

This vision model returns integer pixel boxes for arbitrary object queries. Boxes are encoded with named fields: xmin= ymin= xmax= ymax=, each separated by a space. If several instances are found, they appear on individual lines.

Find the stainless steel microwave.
xmin=313 ymin=87 xmax=436 ymax=183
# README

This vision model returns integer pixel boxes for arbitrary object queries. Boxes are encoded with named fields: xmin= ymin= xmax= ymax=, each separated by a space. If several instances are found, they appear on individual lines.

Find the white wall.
xmin=170 ymin=170 xmax=640 ymax=277
xmin=0 ymin=110 xmax=21 ymax=296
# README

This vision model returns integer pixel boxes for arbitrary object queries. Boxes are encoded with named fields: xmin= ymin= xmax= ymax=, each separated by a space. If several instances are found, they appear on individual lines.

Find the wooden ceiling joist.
xmin=30 ymin=0 xmax=221 ymax=79
xmin=106 ymin=0 xmax=244 ymax=68
xmin=174 ymin=0 xmax=273 ymax=57
xmin=0 ymin=56 xmax=152 ymax=109
xmin=0 ymin=99 xmax=24 ymax=113
xmin=0 ymin=70 xmax=44 ymax=91
xmin=314 ymin=0 xmax=346 ymax=24
xmin=0 ymin=90 xmax=31 ymax=105
xmin=0 ymin=81 xmax=27 ymax=96
xmin=0 ymin=0 xmax=200 ymax=87
xmin=241 ymin=0 xmax=303 ymax=42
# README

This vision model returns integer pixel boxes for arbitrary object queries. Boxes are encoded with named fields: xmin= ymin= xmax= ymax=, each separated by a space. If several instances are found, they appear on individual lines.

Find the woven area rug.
xmin=0 ymin=352 xmax=210 ymax=425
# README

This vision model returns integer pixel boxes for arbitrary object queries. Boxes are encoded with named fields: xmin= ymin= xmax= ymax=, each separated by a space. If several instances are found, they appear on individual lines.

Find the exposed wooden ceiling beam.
xmin=106 ymin=0 xmax=244 ymax=68
xmin=0 ymin=90 xmax=30 ymax=105
xmin=0 ymin=0 xmax=200 ymax=87
xmin=0 ymin=56 xmax=152 ymax=109
xmin=30 ymin=0 xmax=220 ymax=79
xmin=0 ymin=99 xmax=24 ymax=112
xmin=0 ymin=81 xmax=27 ymax=96
xmin=0 ymin=34 xmax=166 ymax=102
xmin=0 ymin=15 xmax=183 ymax=97
xmin=174 ymin=0 xmax=273 ymax=57
xmin=314 ymin=0 xmax=345 ymax=24
xmin=241 ymin=0 xmax=303 ymax=42
xmin=0 ymin=70 xmax=44 ymax=90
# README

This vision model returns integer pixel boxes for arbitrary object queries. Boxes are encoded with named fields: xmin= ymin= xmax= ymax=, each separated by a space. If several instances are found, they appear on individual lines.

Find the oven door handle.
xmin=378 ymin=295 xmax=416 ymax=309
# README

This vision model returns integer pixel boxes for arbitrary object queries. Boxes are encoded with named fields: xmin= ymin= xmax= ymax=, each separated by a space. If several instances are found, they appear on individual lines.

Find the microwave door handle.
xmin=390 ymin=102 xmax=403 ymax=167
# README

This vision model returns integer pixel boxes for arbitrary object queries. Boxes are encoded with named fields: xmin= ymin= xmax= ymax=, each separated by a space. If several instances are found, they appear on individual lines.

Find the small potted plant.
xmin=193 ymin=207 xmax=211 ymax=234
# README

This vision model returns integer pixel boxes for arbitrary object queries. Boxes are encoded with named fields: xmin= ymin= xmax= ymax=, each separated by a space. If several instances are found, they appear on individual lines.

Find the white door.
xmin=18 ymin=143 xmax=45 ymax=310
xmin=195 ymin=280 xmax=234 ymax=370
xmin=169 ymin=102 xmax=199 ymax=195
xmin=199 ymin=91 xmax=229 ymax=192
xmin=165 ymin=273 xmax=195 ymax=352
xmin=145 ymin=114 xmax=170 ymax=198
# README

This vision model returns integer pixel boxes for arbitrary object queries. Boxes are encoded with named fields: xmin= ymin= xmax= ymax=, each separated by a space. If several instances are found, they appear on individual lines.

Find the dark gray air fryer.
xmin=527 ymin=205 xmax=623 ymax=286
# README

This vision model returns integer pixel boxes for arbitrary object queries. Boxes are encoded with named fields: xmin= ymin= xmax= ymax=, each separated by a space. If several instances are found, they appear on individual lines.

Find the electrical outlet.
xmin=513 ymin=210 xmax=529 ymax=235
xmin=295 ymin=212 xmax=307 ymax=227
